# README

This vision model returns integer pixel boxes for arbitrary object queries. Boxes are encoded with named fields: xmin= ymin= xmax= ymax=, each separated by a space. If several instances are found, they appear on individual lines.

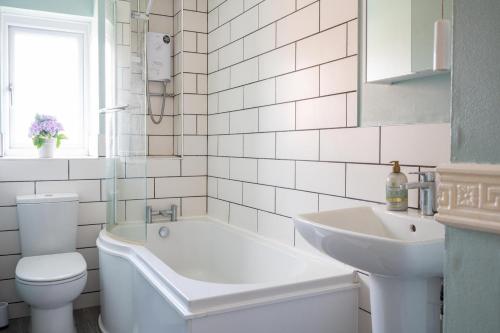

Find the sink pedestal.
xmin=369 ymin=275 xmax=442 ymax=333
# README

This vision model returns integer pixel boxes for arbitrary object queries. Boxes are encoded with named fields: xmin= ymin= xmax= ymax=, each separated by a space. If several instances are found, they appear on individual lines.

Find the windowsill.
xmin=0 ymin=155 xmax=101 ymax=160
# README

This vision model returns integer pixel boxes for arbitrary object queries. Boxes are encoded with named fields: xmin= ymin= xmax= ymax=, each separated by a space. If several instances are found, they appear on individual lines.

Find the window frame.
xmin=0 ymin=7 xmax=93 ymax=157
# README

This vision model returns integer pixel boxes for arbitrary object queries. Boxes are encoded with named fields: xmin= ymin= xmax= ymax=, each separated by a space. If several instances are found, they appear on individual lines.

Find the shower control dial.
xmin=158 ymin=226 xmax=170 ymax=238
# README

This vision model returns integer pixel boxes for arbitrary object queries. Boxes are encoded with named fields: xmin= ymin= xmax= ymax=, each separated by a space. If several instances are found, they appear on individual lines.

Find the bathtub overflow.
xmin=409 ymin=224 xmax=417 ymax=232
xmin=158 ymin=226 xmax=170 ymax=238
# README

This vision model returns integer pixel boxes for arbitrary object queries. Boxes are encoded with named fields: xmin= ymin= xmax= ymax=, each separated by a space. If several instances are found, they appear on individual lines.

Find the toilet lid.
xmin=16 ymin=252 xmax=87 ymax=283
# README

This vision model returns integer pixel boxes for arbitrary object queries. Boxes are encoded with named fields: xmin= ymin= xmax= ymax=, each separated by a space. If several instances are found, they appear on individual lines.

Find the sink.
xmin=294 ymin=206 xmax=445 ymax=333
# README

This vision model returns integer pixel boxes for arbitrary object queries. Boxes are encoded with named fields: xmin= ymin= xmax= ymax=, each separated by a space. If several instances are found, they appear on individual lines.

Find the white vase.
xmin=38 ymin=138 xmax=56 ymax=158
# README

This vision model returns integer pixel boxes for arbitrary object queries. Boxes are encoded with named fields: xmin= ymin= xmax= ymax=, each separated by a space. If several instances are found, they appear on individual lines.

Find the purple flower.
xmin=28 ymin=114 xmax=64 ymax=138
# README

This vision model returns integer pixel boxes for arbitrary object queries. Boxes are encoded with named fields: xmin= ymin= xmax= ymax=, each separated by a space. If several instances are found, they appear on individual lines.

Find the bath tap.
xmin=400 ymin=171 xmax=436 ymax=216
xmin=146 ymin=204 xmax=178 ymax=223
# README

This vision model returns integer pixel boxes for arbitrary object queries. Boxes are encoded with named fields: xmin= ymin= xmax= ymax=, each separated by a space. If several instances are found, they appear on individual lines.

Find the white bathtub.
xmin=97 ymin=217 xmax=359 ymax=333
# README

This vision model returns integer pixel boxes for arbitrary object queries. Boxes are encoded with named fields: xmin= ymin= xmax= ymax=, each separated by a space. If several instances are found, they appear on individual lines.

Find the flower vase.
xmin=38 ymin=138 xmax=56 ymax=158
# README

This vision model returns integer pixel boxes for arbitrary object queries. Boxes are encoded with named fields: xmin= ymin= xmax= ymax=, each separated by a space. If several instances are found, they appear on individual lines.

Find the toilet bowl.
xmin=15 ymin=193 xmax=86 ymax=333
xmin=15 ymin=252 xmax=87 ymax=333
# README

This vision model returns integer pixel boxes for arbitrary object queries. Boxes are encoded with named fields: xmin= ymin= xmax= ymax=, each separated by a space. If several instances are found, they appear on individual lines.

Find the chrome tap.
xmin=146 ymin=204 xmax=178 ymax=223
xmin=400 ymin=171 xmax=436 ymax=216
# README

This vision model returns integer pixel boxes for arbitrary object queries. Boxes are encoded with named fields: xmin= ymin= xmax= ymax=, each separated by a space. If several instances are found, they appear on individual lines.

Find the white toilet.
xmin=15 ymin=193 xmax=87 ymax=333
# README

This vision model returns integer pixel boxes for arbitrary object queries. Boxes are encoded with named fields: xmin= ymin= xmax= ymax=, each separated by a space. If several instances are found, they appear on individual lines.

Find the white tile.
xmin=208 ymin=7 xmax=219 ymax=31
xmin=148 ymin=136 xmax=174 ymax=155
xmin=208 ymin=197 xmax=229 ymax=222
xmin=184 ymin=52 xmax=208 ymax=74
xmin=244 ymin=0 xmax=263 ymax=10
xmin=258 ymin=44 xmax=295 ymax=80
xmin=276 ymin=188 xmax=318 ymax=217
xmin=276 ymin=67 xmax=319 ymax=103
xmin=184 ymin=10 xmax=208 ymax=33
xmin=0 ymin=207 xmax=17 ymax=231
xmin=258 ymin=0 xmax=295 ymax=28
xmin=0 ymin=159 xmax=68 ymax=181
xmin=182 ymin=197 xmax=207 ymax=216
xmin=76 ymin=225 xmax=101 ymax=248
xmin=116 ymin=1 xmax=131 ymax=23
xmin=346 ymin=164 xmax=419 ymax=206
xmin=218 ymin=134 xmax=244 ymax=156
xmin=208 ymin=136 xmax=218 ymax=155
xmin=208 ymin=93 xmax=219 ymax=114
xmin=208 ymin=51 xmax=219 ymax=72
xmin=229 ymin=203 xmax=257 ymax=231
xmin=320 ymin=0 xmax=357 ymax=31
xmin=183 ymin=135 xmax=208 ymax=155
xmin=0 ymin=254 xmax=20 ymax=279
xmin=197 ymin=115 xmax=208 ymax=135
xmin=276 ymin=130 xmax=319 ymax=160
xmin=78 ymin=247 xmax=99 ymax=270
xmin=37 ymin=180 xmax=100 ymax=202
xmin=79 ymin=202 xmax=107 ymax=225
xmin=380 ymin=123 xmax=451 ymax=166
xmin=243 ymin=24 xmax=276 ymax=59
xmin=184 ymin=0 xmax=197 ymax=11
xmin=0 ymin=182 xmax=34 ymax=206
xmin=258 ymin=103 xmax=295 ymax=132
xmin=208 ymin=156 xmax=230 ymax=178
xmin=230 ymin=108 xmax=258 ymax=133
xmin=183 ymin=31 xmax=198 ymax=52
xmin=0 ymin=279 xmax=20 ymax=302
xmin=133 ymin=157 xmax=180 ymax=177
xmin=114 ymin=178 xmax=154 ymax=200
xmin=243 ymin=132 xmax=275 ymax=158
xmin=208 ymin=113 xmax=230 ymax=134
xmin=155 ymin=177 xmax=207 ymax=197
xmin=258 ymin=159 xmax=295 ymax=188
xmin=242 ymin=183 xmax=275 ymax=211
xmin=182 ymin=156 xmax=207 ymax=176
xmin=296 ymin=24 xmax=347 ymax=69
xmin=244 ymin=78 xmax=275 ymax=108
xmin=151 ymin=0 xmax=173 ymax=15
xmin=69 ymin=159 xmax=107 ymax=179
xmin=0 ymin=231 xmax=20 ymax=255
xmin=208 ymin=68 xmax=230 ymax=93
xmin=219 ymin=87 xmax=244 ymax=112
xmin=296 ymin=94 xmax=347 ymax=129
xmin=208 ymin=23 xmax=230 ymax=52
xmin=230 ymin=6 xmax=258 ymax=41
xmin=257 ymin=211 xmax=294 ymax=245
xmin=347 ymin=20 xmax=358 ymax=56
xmin=149 ymin=15 xmax=173 ymax=34
xmin=230 ymin=58 xmax=259 ymax=87
xmin=184 ymin=94 xmax=208 ymax=114
xmin=358 ymin=310 xmax=372 ymax=333
xmin=296 ymin=161 xmax=345 ymax=196
xmin=219 ymin=0 xmax=244 ymax=25
xmin=319 ymin=195 xmax=382 ymax=211
xmin=218 ymin=178 xmax=243 ymax=203
xmin=320 ymin=56 xmax=358 ymax=95
xmin=230 ymin=158 xmax=258 ymax=182
xmin=208 ymin=176 xmax=218 ymax=197
xmin=346 ymin=92 xmax=358 ymax=127
xmin=297 ymin=0 xmax=315 ymax=9
xmin=276 ymin=2 xmax=319 ymax=46
xmin=208 ymin=0 xmax=226 ymax=11
xmin=197 ymin=0 xmax=208 ymax=12
xmin=320 ymin=127 xmax=380 ymax=163
xmin=219 ymin=39 xmax=243 ymax=68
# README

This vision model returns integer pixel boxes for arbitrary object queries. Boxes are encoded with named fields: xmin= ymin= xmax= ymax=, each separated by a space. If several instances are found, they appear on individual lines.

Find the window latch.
xmin=8 ymin=83 xmax=13 ymax=107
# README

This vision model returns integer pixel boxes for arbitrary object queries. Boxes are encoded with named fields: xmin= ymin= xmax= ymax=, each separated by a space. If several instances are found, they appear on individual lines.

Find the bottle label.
xmin=386 ymin=186 xmax=408 ymax=209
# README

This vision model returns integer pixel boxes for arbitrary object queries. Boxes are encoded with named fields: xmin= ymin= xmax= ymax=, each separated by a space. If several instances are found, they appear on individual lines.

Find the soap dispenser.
xmin=386 ymin=161 xmax=408 ymax=211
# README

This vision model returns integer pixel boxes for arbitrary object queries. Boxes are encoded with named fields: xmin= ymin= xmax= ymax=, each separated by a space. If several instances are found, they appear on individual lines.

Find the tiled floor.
xmin=0 ymin=306 xmax=100 ymax=333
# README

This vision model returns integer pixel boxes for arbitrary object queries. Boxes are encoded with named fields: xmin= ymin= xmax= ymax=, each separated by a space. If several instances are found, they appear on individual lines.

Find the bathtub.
xmin=97 ymin=217 xmax=359 ymax=333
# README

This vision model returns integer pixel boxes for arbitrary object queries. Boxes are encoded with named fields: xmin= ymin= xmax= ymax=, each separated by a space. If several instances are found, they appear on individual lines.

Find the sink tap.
xmin=146 ymin=204 xmax=178 ymax=223
xmin=401 ymin=171 xmax=436 ymax=216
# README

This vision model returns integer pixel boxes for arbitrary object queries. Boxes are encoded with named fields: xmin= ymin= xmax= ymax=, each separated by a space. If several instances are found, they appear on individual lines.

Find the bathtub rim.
xmin=97 ymin=216 xmax=359 ymax=319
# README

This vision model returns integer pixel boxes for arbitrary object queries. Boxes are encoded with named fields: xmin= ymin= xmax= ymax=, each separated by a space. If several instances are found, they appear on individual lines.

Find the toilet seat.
xmin=16 ymin=252 xmax=87 ymax=285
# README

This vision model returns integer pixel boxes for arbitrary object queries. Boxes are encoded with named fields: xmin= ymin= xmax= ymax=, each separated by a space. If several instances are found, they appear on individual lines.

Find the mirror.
xmin=358 ymin=0 xmax=452 ymax=126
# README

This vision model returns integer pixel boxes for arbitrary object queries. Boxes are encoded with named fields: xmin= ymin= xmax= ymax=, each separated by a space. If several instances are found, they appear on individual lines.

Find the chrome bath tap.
xmin=401 ymin=171 xmax=436 ymax=216
xmin=146 ymin=204 xmax=178 ymax=223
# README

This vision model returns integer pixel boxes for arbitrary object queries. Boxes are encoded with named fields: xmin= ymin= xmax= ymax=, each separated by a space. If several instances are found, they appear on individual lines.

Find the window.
xmin=1 ymin=9 xmax=94 ymax=156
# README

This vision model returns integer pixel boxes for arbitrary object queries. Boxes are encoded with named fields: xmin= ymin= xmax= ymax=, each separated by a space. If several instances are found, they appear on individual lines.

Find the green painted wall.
xmin=445 ymin=0 xmax=500 ymax=332
xmin=0 ymin=0 xmax=94 ymax=16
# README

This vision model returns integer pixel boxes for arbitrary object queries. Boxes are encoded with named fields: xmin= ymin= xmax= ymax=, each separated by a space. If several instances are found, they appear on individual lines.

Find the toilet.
xmin=15 ymin=193 xmax=87 ymax=333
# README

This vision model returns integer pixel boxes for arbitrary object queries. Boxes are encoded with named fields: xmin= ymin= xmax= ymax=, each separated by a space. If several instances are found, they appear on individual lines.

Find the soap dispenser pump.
xmin=386 ymin=161 xmax=408 ymax=211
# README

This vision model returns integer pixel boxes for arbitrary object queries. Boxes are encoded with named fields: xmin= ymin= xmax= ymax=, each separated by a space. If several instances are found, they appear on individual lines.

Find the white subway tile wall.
xmin=207 ymin=1 xmax=451 ymax=329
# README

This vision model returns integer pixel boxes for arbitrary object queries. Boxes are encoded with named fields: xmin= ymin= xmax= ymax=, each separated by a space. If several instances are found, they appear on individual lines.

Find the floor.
xmin=0 ymin=306 xmax=100 ymax=333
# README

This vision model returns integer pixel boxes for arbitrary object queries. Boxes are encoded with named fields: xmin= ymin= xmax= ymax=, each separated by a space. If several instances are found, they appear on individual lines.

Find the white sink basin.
xmin=293 ymin=206 xmax=445 ymax=333
xmin=294 ymin=206 xmax=444 ymax=277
